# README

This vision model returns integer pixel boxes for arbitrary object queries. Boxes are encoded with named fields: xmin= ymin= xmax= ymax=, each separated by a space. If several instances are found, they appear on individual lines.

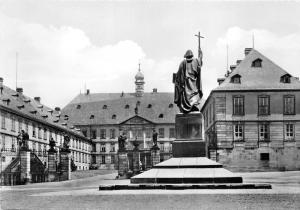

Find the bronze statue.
xmin=118 ymin=130 xmax=127 ymax=152
xmin=18 ymin=130 xmax=29 ymax=150
xmin=174 ymin=49 xmax=203 ymax=113
xmin=152 ymin=129 xmax=158 ymax=146
xmin=49 ymin=137 xmax=57 ymax=153
xmin=61 ymin=134 xmax=70 ymax=152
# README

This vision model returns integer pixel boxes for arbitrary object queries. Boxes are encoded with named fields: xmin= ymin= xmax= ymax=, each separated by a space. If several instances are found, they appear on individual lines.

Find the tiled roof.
xmin=0 ymin=85 xmax=85 ymax=138
xmin=213 ymin=49 xmax=300 ymax=91
xmin=62 ymin=92 xmax=199 ymax=125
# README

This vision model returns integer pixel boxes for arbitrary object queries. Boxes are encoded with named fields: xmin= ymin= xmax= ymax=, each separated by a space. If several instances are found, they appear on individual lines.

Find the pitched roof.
xmin=213 ymin=49 xmax=300 ymax=92
xmin=62 ymin=92 xmax=183 ymax=125
xmin=0 ymin=85 xmax=85 ymax=139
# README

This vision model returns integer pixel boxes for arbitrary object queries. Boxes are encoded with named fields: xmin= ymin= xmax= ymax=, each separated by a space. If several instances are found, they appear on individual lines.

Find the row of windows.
xmin=232 ymin=123 xmax=296 ymax=141
xmin=77 ymin=103 xmax=175 ymax=110
xmin=233 ymin=95 xmax=295 ymax=116
xmin=72 ymin=151 xmax=89 ymax=163
xmin=83 ymin=127 xmax=176 ymax=139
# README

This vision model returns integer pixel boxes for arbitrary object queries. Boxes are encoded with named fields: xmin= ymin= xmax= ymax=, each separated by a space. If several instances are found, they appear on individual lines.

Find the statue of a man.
xmin=118 ymin=131 xmax=127 ymax=152
xmin=18 ymin=130 xmax=29 ymax=150
xmin=61 ymin=134 xmax=70 ymax=152
xmin=174 ymin=49 xmax=203 ymax=113
xmin=152 ymin=129 xmax=158 ymax=146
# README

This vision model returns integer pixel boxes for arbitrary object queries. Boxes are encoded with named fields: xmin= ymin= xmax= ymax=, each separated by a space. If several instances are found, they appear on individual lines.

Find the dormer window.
xmin=90 ymin=115 xmax=94 ymax=119
xmin=136 ymin=101 xmax=141 ymax=106
xmin=251 ymin=58 xmax=262 ymax=68
xmin=280 ymin=74 xmax=291 ymax=84
xmin=103 ymin=105 xmax=107 ymax=109
xmin=112 ymin=114 xmax=116 ymax=119
xmin=158 ymin=114 xmax=164 ymax=118
xmin=147 ymin=104 xmax=152 ymax=108
xmin=125 ymin=104 xmax=129 ymax=109
xmin=168 ymin=103 xmax=174 ymax=108
xmin=230 ymin=74 xmax=241 ymax=84
xmin=76 ymin=104 xmax=81 ymax=109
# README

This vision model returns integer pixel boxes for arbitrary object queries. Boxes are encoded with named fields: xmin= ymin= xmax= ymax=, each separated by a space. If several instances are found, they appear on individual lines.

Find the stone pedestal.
xmin=20 ymin=148 xmax=31 ymax=184
xmin=172 ymin=113 xmax=206 ymax=157
xmin=151 ymin=146 xmax=160 ymax=167
xmin=48 ymin=151 xmax=57 ymax=182
xmin=118 ymin=152 xmax=128 ymax=176
xmin=132 ymin=150 xmax=140 ymax=175
xmin=59 ymin=151 xmax=71 ymax=181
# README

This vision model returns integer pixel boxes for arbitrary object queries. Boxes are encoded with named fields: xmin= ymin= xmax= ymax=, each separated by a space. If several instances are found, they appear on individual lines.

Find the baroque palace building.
xmin=0 ymin=78 xmax=92 ymax=182
xmin=202 ymin=48 xmax=300 ymax=171
xmin=61 ymin=67 xmax=178 ymax=169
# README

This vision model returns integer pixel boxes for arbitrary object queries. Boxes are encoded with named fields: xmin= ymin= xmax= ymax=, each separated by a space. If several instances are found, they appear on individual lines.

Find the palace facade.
xmin=0 ymin=78 xmax=92 ymax=184
xmin=202 ymin=48 xmax=300 ymax=171
xmin=62 ymin=68 xmax=178 ymax=169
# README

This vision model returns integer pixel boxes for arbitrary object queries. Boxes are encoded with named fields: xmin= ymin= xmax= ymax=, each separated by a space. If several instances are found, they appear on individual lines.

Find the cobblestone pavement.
xmin=1 ymin=171 xmax=299 ymax=210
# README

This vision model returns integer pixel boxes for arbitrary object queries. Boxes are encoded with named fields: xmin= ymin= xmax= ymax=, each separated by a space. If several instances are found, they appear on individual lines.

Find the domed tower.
xmin=135 ymin=63 xmax=145 ymax=97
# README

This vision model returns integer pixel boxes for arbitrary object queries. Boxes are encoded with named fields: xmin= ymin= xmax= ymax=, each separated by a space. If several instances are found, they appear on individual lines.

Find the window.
xmin=283 ymin=95 xmax=295 ymax=115
xmin=260 ymin=153 xmax=269 ymax=161
xmin=76 ymin=104 xmax=81 ymax=109
xmin=11 ymin=117 xmax=16 ymax=131
xmin=111 ymin=155 xmax=115 ymax=164
xmin=38 ymin=127 xmax=42 ymax=139
xmin=110 ymin=129 xmax=115 ymax=139
xmin=102 ymin=105 xmax=107 ymax=109
xmin=258 ymin=96 xmax=270 ymax=115
xmin=168 ymin=103 xmax=174 ymax=108
xmin=230 ymin=74 xmax=241 ymax=84
xmin=100 ymin=129 xmax=106 ymax=139
xmin=110 ymin=144 xmax=115 ymax=152
xmin=169 ymin=128 xmax=175 ymax=138
xmin=100 ymin=144 xmax=106 ymax=152
xmin=101 ymin=155 xmax=105 ymax=164
xmin=25 ymin=121 xmax=28 ymax=133
xmin=285 ymin=124 xmax=294 ymax=140
xmin=251 ymin=58 xmax=262 ymax=67
xmin=146 ymin=129 xmax=152 ymax=138
xmin=91 ymin=130 xmax=97 ymax=139
xmin=125 ymin=104 xmax=129 ymax=109
xmin=158 ymin=114 xmax=164 ymax=118
xmin=280 ymin=74 xmax=291 ymax=83
xmin=43 ymin=128 xmax=47 ymax=140
xmin=147 ymin=104 xmax=152 ymax=108
xmin=32 ymin=124 xmax=36 ymax=137
xmin=90 ymin=115 xmax=94 ymax=119
xmin=112 ymin=114 xmax=116 ymax=119
xmin=18 ymin=119 xmax=22 ymax=132
xmin=233 ymin=123 xmax=243 ymax=141
xmin=1 ymin=113 xmax=5 ymax=129
xmin=158 ymin=128 xmax=164 ymax=138
xmin=259 ymin=123 xmax=269 ymax=141
xmin=159 ymin=143 xmax=164 ymax=151
xmin=233 ymin=96 xmax=244 ymax=115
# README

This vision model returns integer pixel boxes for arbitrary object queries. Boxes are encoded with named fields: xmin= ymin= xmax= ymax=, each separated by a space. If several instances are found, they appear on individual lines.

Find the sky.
xmin=1 ymin=0 xmax=300 ymax=108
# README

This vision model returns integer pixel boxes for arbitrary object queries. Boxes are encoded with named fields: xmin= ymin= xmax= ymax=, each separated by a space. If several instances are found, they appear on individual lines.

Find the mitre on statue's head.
xmin=184 ymin=50 xmax=194 ymax=61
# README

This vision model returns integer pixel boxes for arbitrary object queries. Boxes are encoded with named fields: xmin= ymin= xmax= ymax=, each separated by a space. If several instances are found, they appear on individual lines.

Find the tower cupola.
xmin=135 ymin=63 xmax=145 ymax=97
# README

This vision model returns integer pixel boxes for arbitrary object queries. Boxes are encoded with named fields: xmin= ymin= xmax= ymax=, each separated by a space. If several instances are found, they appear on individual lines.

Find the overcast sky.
xmin=1 ymin=0 xmax=300 ymax=108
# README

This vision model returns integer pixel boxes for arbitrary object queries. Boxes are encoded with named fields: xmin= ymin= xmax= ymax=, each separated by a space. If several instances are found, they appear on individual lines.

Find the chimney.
xmin=86 ymin=89 xmax=90 ymax=95
xmin=152 ymin=88 xmax=157 ymax=93
xmin=16 ymin=87 xmax=23 ymax=94
xmin=236 ymin=60 xmax=242 ymax=65
xmin=34 ymin=97 xmax=41 ymax=103
xmin=230 ymin=65 xmax=236 ymax=71
xmin=217 ymin=78 xmax=225 ymax=85
xmin=244 ymin=48 xmax=252 ymax=56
